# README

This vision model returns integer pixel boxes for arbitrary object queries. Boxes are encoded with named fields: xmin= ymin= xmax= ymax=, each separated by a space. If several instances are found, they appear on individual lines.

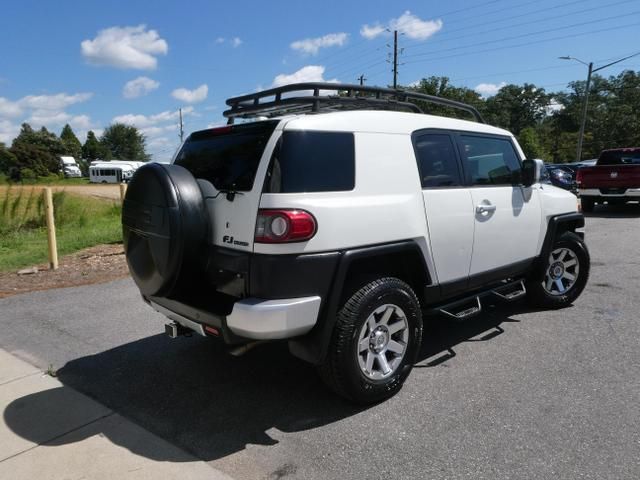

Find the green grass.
xmin=0 ymin=187 xmax=122 ymax=271
xmin=0 ymin=174 xmax=90 ymax=186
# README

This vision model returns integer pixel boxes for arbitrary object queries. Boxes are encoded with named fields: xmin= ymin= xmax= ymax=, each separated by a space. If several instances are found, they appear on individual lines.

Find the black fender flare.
xmin=288 ymin=240 xmax=431 ymax=365
xmin=531 ymin=212 xmax=585 ymax=279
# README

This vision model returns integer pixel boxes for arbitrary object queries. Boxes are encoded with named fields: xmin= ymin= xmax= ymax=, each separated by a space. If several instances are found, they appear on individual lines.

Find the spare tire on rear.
xmin=122 ymin=163 xmax=208 ymax=297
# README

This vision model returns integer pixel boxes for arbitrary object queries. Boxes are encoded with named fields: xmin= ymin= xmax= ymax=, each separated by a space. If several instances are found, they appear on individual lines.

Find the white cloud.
xmin=112 ymin=106 xmax=194 ymax=128
xmin=81 ymin=25 xmax=168 ymax=70
xmin=123 ymin=76 xmax=159 ymax=98
xmin=360 ymin=24 xmax=385 ymax=40
xmin=215 ymin=37 xmax=242 ymax=47
xmin=474 ymin=82 xmax=507 ymax=98
xmin=361 ymin=11 xmax=442 ymax=41
xmin=0 ymin=98 xmax=23 ymax=118
xmin=171 ymin=84 xmax=208 ymax=104
xmin=272 ymin=65 xmax=337 ymax=87
xmin=0 ymin=119 xmax=20 ymax=144
xmin=28 ymin=110 xmax=71 ymax=127
xmin=290 ymin=33 xmax=348 ymax=55
xmin=19 ymin=93 xmax=93 ymax=111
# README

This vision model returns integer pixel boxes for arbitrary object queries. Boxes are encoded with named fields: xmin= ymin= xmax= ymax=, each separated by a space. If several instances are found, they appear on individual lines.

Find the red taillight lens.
xmin=575 ymin=169 xmax=583 ymax=185
xmin=255 ymin=209 xmax=317 ymax=243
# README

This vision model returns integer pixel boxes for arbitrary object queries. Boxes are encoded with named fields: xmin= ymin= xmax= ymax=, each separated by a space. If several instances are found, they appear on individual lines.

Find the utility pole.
xmin=179 ymin=108 xmax=184 ymax=143
xmin=358 ymin=74 xmax=367 ymax=86
xmin=576 ymin=62 xmax=593 ymax=164
xmin=560 ymin=51 xmax=640 ymax=161
xmin=392 ymin=30 xmax=398 ymax=89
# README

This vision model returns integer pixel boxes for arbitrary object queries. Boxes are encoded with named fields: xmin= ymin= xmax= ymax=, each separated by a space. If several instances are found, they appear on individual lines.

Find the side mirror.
xmin=522 ymin=158 xmax=544 ymax=187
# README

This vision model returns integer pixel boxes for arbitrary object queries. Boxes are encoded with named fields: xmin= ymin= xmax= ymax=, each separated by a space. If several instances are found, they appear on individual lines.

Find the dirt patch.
xmin=0 ymin=244 xmax=130 ymax=299
xmin=0 ymin=184 xmax=122 ymax=201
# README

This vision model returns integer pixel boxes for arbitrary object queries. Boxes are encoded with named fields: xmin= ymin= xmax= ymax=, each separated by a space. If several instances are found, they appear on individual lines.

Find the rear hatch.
xmin=172 ymin=120 xmax=281 ymax=253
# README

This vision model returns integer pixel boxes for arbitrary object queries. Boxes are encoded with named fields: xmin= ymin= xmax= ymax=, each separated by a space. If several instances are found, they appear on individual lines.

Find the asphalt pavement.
xmin=1 ymin=204 xmax=639 ymax=479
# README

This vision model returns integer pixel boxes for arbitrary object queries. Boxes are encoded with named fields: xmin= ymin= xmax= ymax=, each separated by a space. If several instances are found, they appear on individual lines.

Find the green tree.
xmin=0 ymin=142 xmax=18 ymax=176
xmin=9 ymin=124 xmax=64 ymax=178
xmin=60 ymin=124 xmax=82 ymax=160
xmin=82 ymin=130 xmax=103 ymax=161
xmin=484 ymin=84 xmax=550 ymax=135
xmin=100 ymin=123 xmax=150 ymax=161
xmin=407 ymin=76 xmax=484 ymax=121
xmin=517 ymin=127 xmax=550 ymax=161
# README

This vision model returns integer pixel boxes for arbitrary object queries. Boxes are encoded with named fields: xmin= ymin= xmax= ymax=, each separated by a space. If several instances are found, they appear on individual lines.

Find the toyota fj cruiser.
xmin=122 ymin=83 xmax=590 ymax=404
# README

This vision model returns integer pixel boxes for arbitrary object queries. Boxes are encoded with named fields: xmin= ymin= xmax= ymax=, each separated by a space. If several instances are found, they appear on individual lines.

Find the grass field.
xmin=0 ymin=187 xmax=122 ymax=271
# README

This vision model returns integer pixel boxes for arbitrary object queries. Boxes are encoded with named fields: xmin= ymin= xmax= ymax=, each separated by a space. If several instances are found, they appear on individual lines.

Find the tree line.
xmin=2 ymin=69 xmax=639 ymax=180
xmin=0 ymin=123 xmax=150 ymax=181
xmin=407 ymin=69 xmax=640 ymax=162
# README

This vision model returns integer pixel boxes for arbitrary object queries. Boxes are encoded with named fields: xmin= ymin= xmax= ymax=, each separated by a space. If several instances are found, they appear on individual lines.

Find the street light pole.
xmin=560 ymin=52 xmax=640 ymax=161
xmin=576 ymin=62 xmax=593 ymax=163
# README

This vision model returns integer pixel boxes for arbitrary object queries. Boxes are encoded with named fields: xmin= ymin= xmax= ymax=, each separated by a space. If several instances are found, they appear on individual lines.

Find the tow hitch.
xmin=165 ymin=322 xmax=190 ymax=338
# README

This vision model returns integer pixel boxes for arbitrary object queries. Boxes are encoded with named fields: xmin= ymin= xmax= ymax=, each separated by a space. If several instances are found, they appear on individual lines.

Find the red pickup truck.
xmin=576 ymin=147 xmax=640 ymax=212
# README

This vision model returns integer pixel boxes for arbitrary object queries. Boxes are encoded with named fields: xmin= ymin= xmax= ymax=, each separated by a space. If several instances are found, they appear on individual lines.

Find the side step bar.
xmin=491 ymin=280 xmax=526 ymax=301
xmin=434 ymin=279 xmax=527 ymax=320
xmin=439 ymin=297 xmax=482 ymax=320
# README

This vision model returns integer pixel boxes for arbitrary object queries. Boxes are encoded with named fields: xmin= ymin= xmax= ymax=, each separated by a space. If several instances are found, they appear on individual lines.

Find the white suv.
xmin=122 ymin=83 xmax=590 ymax=403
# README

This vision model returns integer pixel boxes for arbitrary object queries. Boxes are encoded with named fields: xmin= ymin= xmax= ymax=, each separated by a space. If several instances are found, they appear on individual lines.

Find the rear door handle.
xmin=476 ymin=204 xmax=496 ymax=214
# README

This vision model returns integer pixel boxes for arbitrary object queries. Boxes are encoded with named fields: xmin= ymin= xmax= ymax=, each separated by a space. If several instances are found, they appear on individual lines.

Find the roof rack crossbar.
xmin=223 ymin=82 xmax=485 ymax=124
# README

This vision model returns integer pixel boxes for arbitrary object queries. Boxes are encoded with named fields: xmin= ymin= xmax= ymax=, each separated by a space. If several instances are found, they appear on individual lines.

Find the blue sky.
xmin=1 ymin=0 xmax=639 ymax=160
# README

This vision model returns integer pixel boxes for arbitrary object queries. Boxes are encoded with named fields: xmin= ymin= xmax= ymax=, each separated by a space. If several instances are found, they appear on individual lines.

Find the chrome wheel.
xmin=543 ymin=247 xmax=580 ymax=296
xmin=357 ymin=304 xmax=409 ymax=380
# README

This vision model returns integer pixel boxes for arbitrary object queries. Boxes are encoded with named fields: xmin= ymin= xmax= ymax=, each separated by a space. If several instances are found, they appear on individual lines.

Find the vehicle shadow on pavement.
xmin=3 ymin=301 xmax=532 ymax=463
xmin=583 ymin=203 xmax=640 ymax=218
xmin=3 ymin=334 xmax=364 ymax=462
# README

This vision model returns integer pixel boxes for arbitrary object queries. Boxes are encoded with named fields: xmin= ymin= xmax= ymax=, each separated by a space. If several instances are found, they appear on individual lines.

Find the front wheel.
xmin=318 ymin=277 xmax=423 ymax=404
xmin=527 ymin=232 xmax=590 ymax=308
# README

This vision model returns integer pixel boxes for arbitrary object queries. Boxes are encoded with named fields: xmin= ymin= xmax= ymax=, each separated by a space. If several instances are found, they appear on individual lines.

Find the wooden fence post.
xmin=119 ymin=183 xmax=127 ymax=204
xmin=43 ymin=187 xmax=58 ymax=270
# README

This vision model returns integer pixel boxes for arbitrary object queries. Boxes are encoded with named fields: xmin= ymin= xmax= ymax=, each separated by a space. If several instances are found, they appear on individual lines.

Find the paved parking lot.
xmin=1 ymin=205 xmax=639 ymax=479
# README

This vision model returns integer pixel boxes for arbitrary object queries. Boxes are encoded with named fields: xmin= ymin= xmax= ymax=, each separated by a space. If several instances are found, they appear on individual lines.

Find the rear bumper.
xmin=579 ymin=188 xmax=640 ymax=197
xmin=149 ymin=295 xmax=321 ymax=341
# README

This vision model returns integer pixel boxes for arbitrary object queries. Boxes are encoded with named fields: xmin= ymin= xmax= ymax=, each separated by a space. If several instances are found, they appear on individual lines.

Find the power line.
xmin=404 ymin=11 xmax=640 ymax=61
xmin=403 ymin=21 xmax=640 ymax=66
xmin=404 ymin=0 xmax=636 ymax=53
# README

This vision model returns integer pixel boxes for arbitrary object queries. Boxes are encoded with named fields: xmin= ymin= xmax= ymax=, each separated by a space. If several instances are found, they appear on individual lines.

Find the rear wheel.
xmin=580 ymin=196 xmax=595 ymax=212
xmin=527 ymin=232 xmax=590 ymax=308
xmin=318 ymin=277 xmax=423 ymax=404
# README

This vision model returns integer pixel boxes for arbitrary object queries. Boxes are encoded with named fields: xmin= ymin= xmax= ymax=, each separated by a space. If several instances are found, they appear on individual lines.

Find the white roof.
xmin=280 ymin=110 xmax=513 ymax=137
xmin=59 ymin=156 xmax=77 ymax=164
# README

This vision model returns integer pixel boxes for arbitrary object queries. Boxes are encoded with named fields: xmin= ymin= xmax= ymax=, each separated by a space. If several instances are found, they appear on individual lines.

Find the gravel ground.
xmin=0 ymin=205 xmax=639 ymax=480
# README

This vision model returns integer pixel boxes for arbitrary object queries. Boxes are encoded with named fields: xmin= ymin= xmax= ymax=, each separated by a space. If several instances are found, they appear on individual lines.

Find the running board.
xmin=491 ymin=280 xmax=527 ymax=301
xmin=438 ymin=297 xmax=482 ymax=320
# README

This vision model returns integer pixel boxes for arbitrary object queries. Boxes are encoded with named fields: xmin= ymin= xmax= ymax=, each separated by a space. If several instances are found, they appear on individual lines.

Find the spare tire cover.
xmin=122 ymin=163 xmax=207 ymax=297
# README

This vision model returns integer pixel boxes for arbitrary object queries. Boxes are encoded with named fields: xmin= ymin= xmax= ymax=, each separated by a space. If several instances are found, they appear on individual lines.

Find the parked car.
xmin=543 ymin=164 xmax=575 ymax=190
xmin=576 ymin=147 xmax=640 ymax=211
xmin=121 ymin=83 xmax=589 ymax=403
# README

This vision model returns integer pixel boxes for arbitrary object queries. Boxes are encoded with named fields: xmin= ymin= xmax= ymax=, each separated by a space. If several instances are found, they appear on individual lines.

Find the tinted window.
xmin=598 ymin=150 xmax=640 ymax=165
xmin=175 ymin=121 xmax=278 ymax=191
xmin=265 ymin=131 xmax=355 ymax=193
xmin=414 ymin=133 xmax=461 ymax=187
xmin=460 ymin=135 xmax=521 ymax=185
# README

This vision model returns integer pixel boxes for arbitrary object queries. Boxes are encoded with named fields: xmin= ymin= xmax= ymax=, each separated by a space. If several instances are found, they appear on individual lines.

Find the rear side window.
xmin=598 ymin=150 xmax=640 ymax=165
xmin=413 ymin=133 xmax=462 ymax=187
xmin=265 ymin=131 xmax=355 ymax=193
xmin=174 ymin=121 xmax=278 ymax=191
xmin=459 ymin=135 xmax=521 ymax=186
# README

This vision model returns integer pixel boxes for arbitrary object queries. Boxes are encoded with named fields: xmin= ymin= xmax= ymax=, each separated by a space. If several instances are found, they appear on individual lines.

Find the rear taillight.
xmin=575 ymin=169 xmax=583 ymax=185
xmin=255 ymin=209 xmax=317 ymax=243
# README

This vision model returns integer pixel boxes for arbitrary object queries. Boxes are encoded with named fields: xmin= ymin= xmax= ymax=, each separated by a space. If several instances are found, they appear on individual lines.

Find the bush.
xmin=19 ymin=168 xmax=37 ymax=180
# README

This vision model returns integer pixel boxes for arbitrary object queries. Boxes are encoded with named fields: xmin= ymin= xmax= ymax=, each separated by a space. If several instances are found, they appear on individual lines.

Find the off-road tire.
xmin=580 ymin=197 xmax=595 ymax=213
xmin=527 ymin=231 xmax=590 ymax=308
xmin=318 ymin=277 xmax=423 ymax=404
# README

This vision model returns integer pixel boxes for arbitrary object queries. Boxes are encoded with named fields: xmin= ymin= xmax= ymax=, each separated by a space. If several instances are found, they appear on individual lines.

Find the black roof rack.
xmin=223 ymin=82 xmax=485 ymax=124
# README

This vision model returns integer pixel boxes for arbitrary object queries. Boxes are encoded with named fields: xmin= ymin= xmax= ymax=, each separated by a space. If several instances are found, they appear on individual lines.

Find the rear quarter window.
xmin=265 ymin=131 xmax=355 ymax=193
